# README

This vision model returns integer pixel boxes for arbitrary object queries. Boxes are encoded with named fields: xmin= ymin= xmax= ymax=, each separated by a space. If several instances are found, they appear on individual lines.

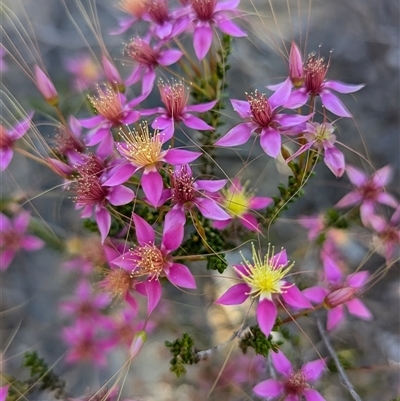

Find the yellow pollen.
xmin=130 ymin=243 xmax=164 ymax=279
xmin=222 ymin=183 xmax=252 ymax=217
xmin=236 ymin=243 xmax=294 ymax=300
xmin=88 ymin=84 xmax=123 ymax=123
xmin=118 ymin=122 xmax=164 ymax=168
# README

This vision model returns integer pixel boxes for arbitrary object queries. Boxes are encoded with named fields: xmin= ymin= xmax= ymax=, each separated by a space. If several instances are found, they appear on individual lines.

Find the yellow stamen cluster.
xmin=88 ymin=84 xmax=123 ymax=124
xmin=118 ymin=122 xmax=164 ymax=168
xmin=130 ymin=243 xmax=164 ymax=279
xmin=236 ymin=243 xmax=294 ymax=300
xmin=221 ymin=183 xmax=252 ymax=217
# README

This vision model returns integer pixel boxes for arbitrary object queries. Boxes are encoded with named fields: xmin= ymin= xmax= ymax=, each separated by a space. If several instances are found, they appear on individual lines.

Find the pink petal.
xmin=302 ymin=287 xmax=328 ymax=304
xmin=193 ymin=24 xmax=213 ymax=61
xmin=165 ymin=263 xmax=196 ymax=289
xmin=376 ymin=192 xmax=399 ymax=209
xmin=103 ymin=163 xmax=135 ymax=186
xmin=323 ymin=81 xmax=364 ymax=94
xmin=257 ymin=299 xmax=277 ymax=337
xmin=230 ymin=99 xmax=250 ymax=118
xmin=162 ymin=222 xmax=184 ymax=252
xmin=107 ymin=185 xmax=135 ymax=206
xmin=153 ymin=115 xmax=173 ymax=129
xmin=195 ymin=179 xmax=227 ymax=192
xmin=0 ymin=149 xmax=13 ymax=171
xmin=372 ymin=165 xmax=394 ymax=187
xmin=253 ymin=379 xmax=284 ymax=398
xmin=217 ymin=19 xmax=246 ymax=37
xmin=323 ymin=255 xmax=343 ymax=284
xmin=276 ymin=112 xmax=312 ymax=127
xmin=323 ymin=145 xmax=345 ymax=177
xmin=271 ymin=349 xmax=293 ymax=377
xmin=282 ymin=285 xmax=313 ymax=309
xmin=95 ymin=208 xmax=111 ymax=244
xmin=21 ymin=236 xmax=45 ymax=251
xmin=260 ymin=127 xmax=281 ymax=158
xmin=182 ymin=114 xmax=214 ymax=130
xmin=269 ymin=77 xmax=292 ymax=109
xmin=240 ymin=214 xmax=260 ymax=231
xmin=215 ymin=122 xmax=255 ymax=147
xmin=142 ymin=70 xmax=156 ymax=95
xmin=301 ymin=359 xmax=326 ymax=382
xmin=142 ymin=170 xmax=164 ymax=207
xmin=304 ymin=389 xmax=327 ymax=401
xmin=215 ymin=283 xmax=250 ymax=305
xmin=0 ymin=250 xmax=15 ymax=271
xmin=164 ymin=149 xmax=202 ymax=164
xmin=326 ymin=305 xmax=344 ymax=331
xmin=320 ymin=91 xmax=351 ymax=118
xmin=158 ymin=49 xmax=183 ymax=66
xmin=271 ymin=249 xmax=288 ymax=267
xmin=346 ymin=298 xmax=373 ymax=320
xmin=347 ymin=271 xmax=369 ymax=288
xmin=196 ymin=198 xmax=231 ymax=221
xmin=185 ymin=100 xmax=217 ymax=113
xmin=0 ymin=385 xmax=10 ymax=401
xmin=346 ymin=165 xmax=367 ymax=186
xmin=133 ymin=213 xmax=155 ymax=245
xmin=285 ymin=88 xmax=308 ymax=109
xmin=249 ymin=196 xmax=273 ymax=209
xmin=144 ymin=279 xmax=162 ymax=315
xmin=335 ymin=191 xmax=363 ymax=208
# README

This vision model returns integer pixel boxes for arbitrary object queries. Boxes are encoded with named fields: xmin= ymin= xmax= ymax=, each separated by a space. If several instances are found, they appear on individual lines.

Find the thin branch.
xmin=316 ymin=317 xmax=363 ymax=401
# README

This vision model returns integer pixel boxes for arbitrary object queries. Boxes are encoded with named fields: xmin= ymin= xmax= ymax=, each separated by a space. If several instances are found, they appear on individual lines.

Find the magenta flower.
xmin=0 ymin=114 xmax=32 ymax=171
xmin=111 ymin=123 xmax=201 ymax=207
xmin=186 ymin=0 xmax=246 ymax=60
xmin=213 ymin=178 xmax=272 ymax=231
xmin=254 ymin=350 xmax=326 ymax=401
xmin=166 ymin=164 xmax=230 ymax=224
xmin=303 ymin=254 xmax=372 ymax=331
xmin=34 ymin=65 xmax=59 ymax=106
xmin=142 ymin=80 xmax=217 ymax=140
xmin=284 ymin=53 xmax=364 ymax=118
xmin=215 ymin=81 xmax=311 ymax=158
xmin=64 ymin=53 xmax=103 ymax=91
xmin=298 ymin=214 xmax=326 ymax=241
xmin=216 ymin=244 xmax=311 ymax=337
xmin=367 ymin=206 xmax=400 ymax=261
xmin=286 ymin=122 xmax=345 ymax=177
xmin=79 ymin=84 xmax=144 ymax=157
xmin=124 ymin=37 xmax=183 ymax=95
xmin=335 ymin=164 xmax=398 ymax=226
xmin=112 ymin=213 xmax=196 ymax=315
xmin=0 ymin=211 xmax=44 ymax=271
xmin=71 ymin=154 xmax=135 ymax=243
xmin=0 ymin=386 xmax=9 ymax=401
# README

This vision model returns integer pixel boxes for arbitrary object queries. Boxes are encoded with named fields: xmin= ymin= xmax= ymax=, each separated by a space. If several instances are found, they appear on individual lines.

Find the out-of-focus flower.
xmin=0 ymin=113 xmax=33 ymax=171
xmin=253 ymin=350 xmax=326 ymax=401
xmin=34 ymin=65 xmax=59 ymax=106
xmin=288 ymin=41 xmax=303 ymax=88
xmin=64 ymin=54 xmax=103 ymax=91
xmin=112 ymin=122 xmax=201 ymax=207
xmin=0 ymin=211 xmax=44 ymax=271
xmin=112 ymin=213 xmax=196 ymax=315
xmin=0 ymin=385 xmax=9 ymax=401
xmin=335 ymin=165 xmax=398 ymax=226
xmin=142 ymin=80 xmax=217 ymax=140
xmin=216 ymin=81 xmax=311 ymax=158
xmin=286 ymin=122 xmax=345 ymax=177
xmin=213 ymin=178 xmax=272 ymax=231
xmin=216 ymin=243 xmax=311 ymax=337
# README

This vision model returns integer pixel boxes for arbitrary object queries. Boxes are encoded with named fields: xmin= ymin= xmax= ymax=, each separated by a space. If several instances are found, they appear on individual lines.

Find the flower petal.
xmin=323 ymin=81 xmax=364 ymax=94
xmin=346 ymin=298 xmax=373 ymax=320
xmin=107 ymin=185 xmax=135 ymax=206
xmin=133 ymin=213 xmax=155 ymax=245
xmin=158 ymin=49 xmax=183 ymax=66
xmin=144 ymin=279 xmax=162 ymax=315
xmin=196 ymin=198 xmax=231 ymax=221
xmin=165 ymin=263 xmax=196 ymax=289
xmin=185 ymin=100 xmax=217 ymax=113
xmin=282 ymin=285 xmax=313 ymax=309
xmin=95 ymin=208 xmax=111 ymax=244
xmin=182 ymin=114 xmax=214 ymax=130
xmin=260 ymin=127 xmax=281 ymax=158
xmin=162 ymin=222 xmax=184 ymax=252
xmin=320 ymin=90 xmax=351 ymax=118
xmin=193 ymin=25 xmax=213 ymax=60
xmin=215 ymin=283 xmax=250 ymax=305
xmin=326 ymin=305 xmax=344 ymax=331
xmin=142 ymin=170 xmax=163 ymax=207
xmin=164 ymin=149 xmax=202 ymax=164
xmin=253 ymin=379 xmax=284 ymax=398
xmin=257 ymin=299 xmax=277 ymax=337
xmin=302 ymin=359 xmax=326 ymax=382
xmin=230 ymin=99 xmax=250 ymax=118
xmin=217 ymin=19 xmax=246 ymax=37
xmin=304 ymin=389 xmax=327 ymax=401
xmin=215 ymin=122 xmax=255 ymax=147
xmin=271 ymin=349 xmax=293 ymax=377
xmin=302 ymin=286 xmax=328 ymax=304
xmin=323 ymin=145 xmax=345 ymax=178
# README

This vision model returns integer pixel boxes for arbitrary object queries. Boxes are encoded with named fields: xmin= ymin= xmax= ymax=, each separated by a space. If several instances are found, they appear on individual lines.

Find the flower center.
xmin=147 ymin=0 xmax=169 ymax=24
xmin=125 ymin=38 xmax=159 ymax=66
xmin=88 ymin=84 xmax=124 ymax=125
xmin=130 ymin=243 xmax=164 ymax=279
xmin=246 ymin=90 xmax=273 ymax=128
xmin=190 ymin=0 xmax=217 ymax=21
xmin=235 ymin=243 xmax=294 ymax=299
xmin=118 ymin=123 xmax=165 ymax=168
xmin=55 ymin=127 xmax=84 ymax=156
xmin=285 ymin=371 xmax=310 ymax=395
xmin=101 ymin=268 xmax=133 ymax=300
xmin=119 ymin=0 xmax=147 ymax=17
xmin=158 ymin=80 xmax=188 ymax=120
xmin=304 ymin=122 xmax=336 ymax=149
xmin=222 ymin=186 xmax=251 ymax=217
xmin=360 ymin=181 xmax=381 ymax=201
xmin=171 ymin=165 xmax=196 ymax=203
xmin=304 ymin=54 xmax=327 ymax=95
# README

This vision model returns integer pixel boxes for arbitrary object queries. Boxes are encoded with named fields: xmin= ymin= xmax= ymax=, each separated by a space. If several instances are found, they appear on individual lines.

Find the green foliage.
xmin=324 ymin=208 xmax=349 ymax=229
xmin=239 ymin=325 xmax=284 ymax=357
xmin=165 ymin=333 xmax=198 ymax=378
xmin=206 ymin=253 xmax=228 ymax=273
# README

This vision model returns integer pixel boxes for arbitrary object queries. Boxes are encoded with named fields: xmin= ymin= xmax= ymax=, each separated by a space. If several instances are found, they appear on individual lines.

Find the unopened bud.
xmin=102 ymin=55 xmax=125 ymax=93
xmin=34 ymin=66 xmax=59 ymax=106
xmin=129 ymin=330 xmax=147 ymax=360
xmin=289 ymin=42 xmax=304 ymax=88
xmin=324 ymin=286 xmax=357 ymax=308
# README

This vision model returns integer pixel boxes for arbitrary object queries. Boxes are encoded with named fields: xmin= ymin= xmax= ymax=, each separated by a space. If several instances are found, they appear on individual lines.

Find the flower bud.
xmin=324 ymin=286 xmax=357 ymax=308
xmin=289 ymin=42 xmax=304 ymax=88
xmin=129 ymin=330 xmax=147 ymax=360
xmin=34 ymin=65 xmax=59 ymax=106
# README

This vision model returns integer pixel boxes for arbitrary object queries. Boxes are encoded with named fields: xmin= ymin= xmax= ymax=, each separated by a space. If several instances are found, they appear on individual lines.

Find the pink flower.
xmin=54 ymin=116 xmax=85 ymax=163
xmin=302 ymin=254 xmax=372 ymax=331
xmin=124 ymin=37 xmax=183 ymax=95
xmin=335 ymin=165 xmax=398 ymax=226
xmin=286 ymin=122 xmax=345 ymax=177
xmin=216 ymin=244 xmax=311 ymax=337
xmin=79 ymin=84 xmax=144 ymax=157
xmin=284 ymin=52 xmax=364 ymax=118
xmin=111 ymin=0 xmax=148 ymax=35
xmin=112 ymin=213 xmax=196 ymax=315
xmin=0 ymin=113 xmax=33 ymax=171
xmin=254 ymin=350 xmax=326 ymax=401
xmin=111 ymin=122 xmax=201 ymax=207
xmin=0 ymin=385 xmax=9 ymax=401
xmin=186 ymin=0 xmax=246 ymax=60
xmin=216 ymin=81 xmax=311 ymax=158
xmin=213 ymin=178 xmax=272 ymax=231
xmin=166 ymin=164 xmax=230 ymax=223
xmin=142 ymin=80 xmax=217 ymax=140
xmin=0 ymin=211 xmax=44 ymax=271
xmin=71 ymin=154 xmax=135 ymax=243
